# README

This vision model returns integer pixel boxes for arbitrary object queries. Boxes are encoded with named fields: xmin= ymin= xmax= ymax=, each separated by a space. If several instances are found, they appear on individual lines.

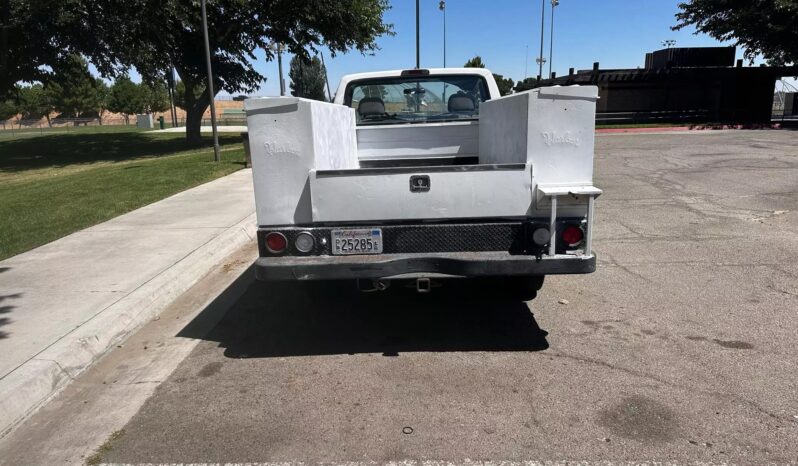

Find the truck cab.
xmin=245 ymin=68 xmax=601 ymax=297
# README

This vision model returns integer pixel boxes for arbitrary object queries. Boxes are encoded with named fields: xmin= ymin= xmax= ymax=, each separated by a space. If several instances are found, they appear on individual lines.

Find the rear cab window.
xmin=344 ymin=74 xmax=490 ymax=126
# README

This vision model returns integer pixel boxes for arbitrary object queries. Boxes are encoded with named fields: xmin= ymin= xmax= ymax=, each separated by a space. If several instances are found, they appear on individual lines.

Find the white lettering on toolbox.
xmin=541 ymin=131 xmax=581 ymax=147
xmin=263 ymin=141 xmax=299 ymax=157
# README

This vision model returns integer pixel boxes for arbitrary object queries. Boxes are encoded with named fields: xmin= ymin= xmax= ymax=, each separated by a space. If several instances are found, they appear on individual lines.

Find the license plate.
xmin=331 ymin=228 xmax=383 ymax=255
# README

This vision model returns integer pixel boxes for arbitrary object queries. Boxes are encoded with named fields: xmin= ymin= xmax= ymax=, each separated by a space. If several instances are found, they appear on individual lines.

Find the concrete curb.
xmin=0 ymin=213 xmax=256 ymax=436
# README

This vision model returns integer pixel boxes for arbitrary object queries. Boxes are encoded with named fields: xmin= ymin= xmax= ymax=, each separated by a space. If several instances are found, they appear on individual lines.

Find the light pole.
xmin=416 ymin=0 xmax=420 ymax=69
xmin=439 ymin=0 xmax=446 ymax=67
xmin=269 ymin=42 xmax=286 ymax=96
xmin=662 ymin=39 xmax=676 ymax=49
xmin=549 ymin=0 xmax=559 ymax=78
xmin=200 ymin=0 xmax=220 ymax=162
xmin=277 ymin=47 xmax=285 ymax=96
xmin=166 ymin=67 xmax=178 ymax=127
xmin=536 ymin=56 xmax=547 ymax=80
xmin=537 ymin=0 xmax=546 ymax=79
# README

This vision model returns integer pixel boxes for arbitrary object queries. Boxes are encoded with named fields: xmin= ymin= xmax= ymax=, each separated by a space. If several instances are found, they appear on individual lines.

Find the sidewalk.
xmin=148 ymin=125 xmax=248 ymax=133
xmin=0 ymin=169 xmax=256 ymax=435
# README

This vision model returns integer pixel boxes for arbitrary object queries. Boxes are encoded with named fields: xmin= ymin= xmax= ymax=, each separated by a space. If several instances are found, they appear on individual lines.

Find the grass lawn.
xmin=0 ymin=128 xmax=246 ymax=260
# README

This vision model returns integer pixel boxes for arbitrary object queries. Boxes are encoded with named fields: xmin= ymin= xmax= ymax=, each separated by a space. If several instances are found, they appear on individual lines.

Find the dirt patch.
xmin=197 ymin=361 xmax=223 ymax=377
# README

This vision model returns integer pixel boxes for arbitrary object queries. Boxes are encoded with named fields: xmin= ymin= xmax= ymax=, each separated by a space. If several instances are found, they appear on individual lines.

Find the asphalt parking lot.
xmin=10 ymin=130 xmax=798 ymax=464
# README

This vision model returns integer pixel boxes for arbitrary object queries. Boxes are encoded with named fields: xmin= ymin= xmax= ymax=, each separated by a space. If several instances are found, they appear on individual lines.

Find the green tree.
xmin=44 ymin=55 xmax=106 ymax=124
xmin=289 ymin=55 xmax=328 ymax=101
xmin=141 ymin=81 xmax=170 ymax=113
xmin=493 ymin=74 xmax=514 ymax=96
xmin=464 ymin=56 xmax=486 ymax=68
xmin=464 ymin=56 xmax=514 ymax=96
xmin=0 ymin=95 xmax=18 ymax=126
xmin=71 ymin=0 xmax=392 ymax=144
xmin=513 ymin=78 xmax=538 ymax=93
xmin=674 ymin=0 xmax=798 ymax=65
xmin=16 ymin=84 xmax=54 ymax=126
xmin=107 ymin=76 xmax=144 ymax=124
xmin=94 ymin=78 xmax=110 ymax=124
xmin=174 ymin=81 xmax=204 ymax=111
xmin=0 ymin=1 xmax=70 ymax=96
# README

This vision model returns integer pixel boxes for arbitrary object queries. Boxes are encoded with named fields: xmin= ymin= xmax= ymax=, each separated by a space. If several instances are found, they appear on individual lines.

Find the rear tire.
xmin=504 ymin=275 xmax=545 ymax=301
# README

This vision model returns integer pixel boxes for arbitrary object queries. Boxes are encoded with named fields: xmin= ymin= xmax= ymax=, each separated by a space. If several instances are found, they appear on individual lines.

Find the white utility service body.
xmin=245 ymin=68 xmax=601 ymax=293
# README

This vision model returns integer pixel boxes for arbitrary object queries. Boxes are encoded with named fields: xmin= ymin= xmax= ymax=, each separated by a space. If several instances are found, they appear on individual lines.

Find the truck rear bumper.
xmin=255 ymin=251 xmax=595 ymax=281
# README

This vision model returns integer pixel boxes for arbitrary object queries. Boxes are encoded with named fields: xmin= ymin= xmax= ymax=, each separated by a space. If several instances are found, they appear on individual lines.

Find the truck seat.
xmin=448 ymin=93 xmax=476 ymax=113
xmin=358 ymin=97 xmax=386 ymax=117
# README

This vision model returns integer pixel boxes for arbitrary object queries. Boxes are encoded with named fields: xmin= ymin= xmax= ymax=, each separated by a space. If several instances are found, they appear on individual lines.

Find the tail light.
xmin=562 ymin=225 xmax=584 ymax=247
xmin=265 ymin=232 xmax=287 ymax=254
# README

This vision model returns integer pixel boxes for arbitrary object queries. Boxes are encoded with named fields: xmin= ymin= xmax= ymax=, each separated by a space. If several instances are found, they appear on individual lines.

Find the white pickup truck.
xmin=245 ymin=68 xmax=601 ymax=298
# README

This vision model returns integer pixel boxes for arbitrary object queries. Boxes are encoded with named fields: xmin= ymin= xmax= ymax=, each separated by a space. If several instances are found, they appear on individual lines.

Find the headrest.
xmin=448 ymin=93 xmax=476 ymax=112
xmin=358 ymin=97 xmax=385 ymax=116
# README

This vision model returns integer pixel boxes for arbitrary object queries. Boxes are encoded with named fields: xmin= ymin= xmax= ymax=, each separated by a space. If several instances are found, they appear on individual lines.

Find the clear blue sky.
xmin=252 ymin=0 xmax=748 ymax=97
xmin=117 ymin=0 xmax=793 ymax=96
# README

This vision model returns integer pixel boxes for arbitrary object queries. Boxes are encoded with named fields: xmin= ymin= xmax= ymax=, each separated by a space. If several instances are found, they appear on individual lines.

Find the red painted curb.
xmin=596 ymin=126 xmax=691 ymax=134
xmin=596 ymin=123 xmax=783 ymax=134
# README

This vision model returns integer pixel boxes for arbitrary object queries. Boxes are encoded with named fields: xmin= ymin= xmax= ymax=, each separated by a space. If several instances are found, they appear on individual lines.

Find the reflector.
xmin=532 ymin=227 xmax=551 ymax=246
xmin=294 ymin=232 xmax=315 ymax=253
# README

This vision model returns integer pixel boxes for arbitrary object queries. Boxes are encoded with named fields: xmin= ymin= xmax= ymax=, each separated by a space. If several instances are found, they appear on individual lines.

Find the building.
xmin=523 ymin=47 xmax=798 ymax=124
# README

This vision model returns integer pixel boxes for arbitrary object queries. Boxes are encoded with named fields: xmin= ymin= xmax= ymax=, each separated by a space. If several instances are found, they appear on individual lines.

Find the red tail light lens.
xmin=265 ymin=232 xmax=287 ymax=253
xmin=562 ymin=225 xmax=584 ymax=247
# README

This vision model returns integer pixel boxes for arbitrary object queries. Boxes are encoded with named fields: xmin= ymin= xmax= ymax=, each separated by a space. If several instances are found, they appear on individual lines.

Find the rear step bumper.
xmin=255 ymin=252 xmax=595 ymax=281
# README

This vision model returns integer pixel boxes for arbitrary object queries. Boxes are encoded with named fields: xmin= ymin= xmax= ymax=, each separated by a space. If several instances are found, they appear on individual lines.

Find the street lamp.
xmin=268 ymin=42 xmax=286 ymax=96
xmin=536 ymin=56 xmax=547 ymax=80
xmin=549 ymin=0 xmax=559 ymax=78
xmin=662 ymin=39 xmax=677 ymax=49
xmin=537 ymin=0 xmax=546 ymax=80
xmin=439 ymin=0 xmax=446 ymax=68
xmin=200 ymin=0 xmax=220 ymax=162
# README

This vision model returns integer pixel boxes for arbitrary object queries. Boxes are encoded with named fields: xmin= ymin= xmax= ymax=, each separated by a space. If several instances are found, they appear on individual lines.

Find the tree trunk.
xmin=183 ymin=79 xmax=212 ymax=145
xmin=185 ymin=105 xmax=204 ymax=144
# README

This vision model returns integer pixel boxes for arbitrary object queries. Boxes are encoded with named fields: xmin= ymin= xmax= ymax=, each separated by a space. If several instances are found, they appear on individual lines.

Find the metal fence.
xmin=0 ymin=115 xmax=247 ymax=135
xmin=595 ymin=109 xmax=710 ymax=125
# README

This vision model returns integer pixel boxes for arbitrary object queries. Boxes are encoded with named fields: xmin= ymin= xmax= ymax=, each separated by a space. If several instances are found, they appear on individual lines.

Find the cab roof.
xmin=333 ymin=68 xmax=499 ymax=104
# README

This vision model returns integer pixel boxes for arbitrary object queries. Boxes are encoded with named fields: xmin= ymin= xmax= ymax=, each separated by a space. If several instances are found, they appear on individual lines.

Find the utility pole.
xmin=537 ymin=0 xmax=546 ymax=79
xmin=439 ymin=0 xmax=446 ymax=67
xmin=320 ymin=50 xmax=332 ymax=101
xmin=268 ymin=42 xmax=286 ymax=96
xmin=549 ymin=0 xmax=559 ymax=78
xmin=277 ymin=47 xmax=285 ymax=96
xmin=166 ymin=67 xmax=178 ymax=127
xmin=416 ymin=0 xmax=421 ymax=69
xmin=200 ymin=0 xmax=220 ymax=162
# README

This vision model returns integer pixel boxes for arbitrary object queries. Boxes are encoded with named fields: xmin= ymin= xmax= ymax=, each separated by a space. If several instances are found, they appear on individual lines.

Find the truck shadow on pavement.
xmin=182 ymin=278 xmax=549 ymax=358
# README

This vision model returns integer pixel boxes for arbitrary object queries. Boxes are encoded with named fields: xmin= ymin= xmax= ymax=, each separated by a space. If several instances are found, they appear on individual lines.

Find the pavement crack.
xmin=548 ymin=350 xmax=787 ymax=423
xmin=602 ymin=251 xmax=652 ymax=283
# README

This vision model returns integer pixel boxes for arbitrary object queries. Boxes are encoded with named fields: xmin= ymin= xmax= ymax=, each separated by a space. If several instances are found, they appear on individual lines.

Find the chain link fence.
xmin=0 ymin=115 xmax=247 ymax=137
